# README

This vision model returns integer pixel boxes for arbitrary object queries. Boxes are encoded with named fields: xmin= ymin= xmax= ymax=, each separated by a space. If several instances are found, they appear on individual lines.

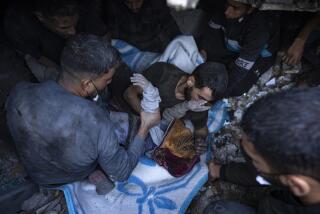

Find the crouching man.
xmin=198 ymin=0 xmax=279 ymax=96
xmin=6 ymin=35 xmax=160 ymax=187
xmin=206 ymin=88 xmax=320 ymax=213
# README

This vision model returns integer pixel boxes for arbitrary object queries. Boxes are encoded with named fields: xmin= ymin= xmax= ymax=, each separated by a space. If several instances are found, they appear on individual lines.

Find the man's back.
xmin=104 ymin=0 xmax=180 ymax=52
xmin=6 ymin=81 xmax=110 ymax=185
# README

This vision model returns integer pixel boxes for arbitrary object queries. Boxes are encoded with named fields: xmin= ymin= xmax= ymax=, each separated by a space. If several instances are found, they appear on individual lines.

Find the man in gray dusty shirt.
xmin=6 ymin=34 xmax=160 ymax=190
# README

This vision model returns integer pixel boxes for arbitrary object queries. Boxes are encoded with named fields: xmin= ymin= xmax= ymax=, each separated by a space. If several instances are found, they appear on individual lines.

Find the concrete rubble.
xmin=187 ymin=60 xmax=300 ymax=213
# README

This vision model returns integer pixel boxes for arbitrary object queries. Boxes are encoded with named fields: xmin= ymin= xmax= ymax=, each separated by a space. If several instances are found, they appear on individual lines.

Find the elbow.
xmin=111 ymin=160 xmax=136 ymax=182
xmin=115 ymin=173 xmax=130 ymax=182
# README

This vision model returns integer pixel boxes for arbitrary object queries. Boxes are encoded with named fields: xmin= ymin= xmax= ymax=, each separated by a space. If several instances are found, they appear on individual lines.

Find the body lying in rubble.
xmin=124 ymin=62 xmax=229 ymax=154
xmin=197 ymin=0 xmax=279 ymax=97
xmin=205 ymin=88 xmax=320 ymax=214
xmin=5 ymin=34 xmax=160 ymax=193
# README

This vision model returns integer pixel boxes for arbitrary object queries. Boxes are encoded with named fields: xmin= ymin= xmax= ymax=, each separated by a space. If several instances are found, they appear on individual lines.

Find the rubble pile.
xmin=213 ymin=64 xmax=299 ymax=164
xmin=20 ymin=190 xmax=67 ymax=214
xmin=0 ymin=140 xmax=27 ymax=193
xmin=189 ymin=64 xmax=300 ymax=214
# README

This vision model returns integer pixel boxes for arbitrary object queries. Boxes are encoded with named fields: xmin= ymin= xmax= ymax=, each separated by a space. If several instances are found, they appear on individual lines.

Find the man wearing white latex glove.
xmin=130 ymin=73 xmax=161 ymax=113
xmin=125 ymin=62 xmax=228 ymax=155
xmin=130 ymin=73 xmax=153 ymax=91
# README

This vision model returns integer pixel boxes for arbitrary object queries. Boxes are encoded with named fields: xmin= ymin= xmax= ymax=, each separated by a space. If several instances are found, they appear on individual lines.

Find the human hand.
xmin=195 ymin=137 xmax=208 ymax=155
xmin=138 ymin=109 xmax=161 ymax=139
xmin=283 ymin=38 xmax=305 ymax=65
xmin=130 ymin=74 xmax=152 ymax=91
xmin=208 ymin=161 xmax=222 ymax=182
xmin=186 ymin=99 xmax=211 ymax=112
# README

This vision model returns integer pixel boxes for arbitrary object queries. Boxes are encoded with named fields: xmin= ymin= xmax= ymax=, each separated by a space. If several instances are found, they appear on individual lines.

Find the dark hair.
xmin=60 ymin=34 xmax=120 ymax=78
xmin=193 ymin=62 xmax=228 ymax=100
xmin=241 ymin=88 xmax=320 ymax=180
xmin=34 ymin=0 xmax=79 ymax=17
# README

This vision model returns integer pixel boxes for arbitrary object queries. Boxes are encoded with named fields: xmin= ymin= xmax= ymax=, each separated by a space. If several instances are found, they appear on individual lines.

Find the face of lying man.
xmin=124 ymin=0 xmax=144 ymax=13
xmin=241 ymin=135 xmax=320 ymax=204
xmin=184 ymin=76 xmax=214 ymax=102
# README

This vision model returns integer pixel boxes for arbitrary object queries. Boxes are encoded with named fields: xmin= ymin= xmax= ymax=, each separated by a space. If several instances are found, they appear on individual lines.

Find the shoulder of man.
xmin=243 ymin=11 xmax=269 ymax=32
xmin=142 ymin=62 xmax=184 ymax=85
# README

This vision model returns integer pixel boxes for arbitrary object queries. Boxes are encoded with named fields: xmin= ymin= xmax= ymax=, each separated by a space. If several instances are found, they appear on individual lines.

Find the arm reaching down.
xmin=283 ymin=14 xmax=320 ymax=65
xmin=98 ymin=110 xmax=160 ymax=182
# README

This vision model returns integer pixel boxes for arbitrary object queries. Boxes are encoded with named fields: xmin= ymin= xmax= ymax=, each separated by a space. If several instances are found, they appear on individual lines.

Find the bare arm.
xmin=162 ymin=102 xmax=188 ymax=122
xmin=194 ymin=126 xmax=209 ymax=155
xmin=123 ymin=85 xmax=143 ymax=113
xmin=25 ymin=55 xmax=60 ymax=82
xmin=284 ymin=14 xmax=320 ymax=65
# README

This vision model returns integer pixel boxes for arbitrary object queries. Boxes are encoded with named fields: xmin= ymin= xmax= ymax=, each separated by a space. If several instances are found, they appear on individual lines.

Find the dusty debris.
xmin=20 ymin=189 xmax=67 ymax=214
xmin=188 ymin=63 xmax=300 ymax=213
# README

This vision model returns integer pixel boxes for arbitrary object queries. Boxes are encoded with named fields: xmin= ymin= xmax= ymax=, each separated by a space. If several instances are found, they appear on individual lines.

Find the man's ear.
xmin=280 ymin=175 xmax=311 ymax=197
xmin=187 ymin=76 xmax=195 ymax=87
xmin=81 ymin=79 xmax=93 ymax=95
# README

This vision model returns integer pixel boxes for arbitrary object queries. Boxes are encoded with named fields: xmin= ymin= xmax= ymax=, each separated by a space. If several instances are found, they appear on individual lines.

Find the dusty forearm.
xmin=25 ymin=55 xmax=60 ymax=82
xmin=38 ymin=56 xmax=60 ymax=69
xmin=136 ymin=124 xmax=149 ymax=139
xmin=106 ymin=136 xmax=145 ymax=182
xmin=162 ymin=102 xmax=188 ymax=122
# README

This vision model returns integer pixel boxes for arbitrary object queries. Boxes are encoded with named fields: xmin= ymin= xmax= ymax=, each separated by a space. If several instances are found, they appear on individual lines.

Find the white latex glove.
xmin=131 ymin=73 xmax=161 ymax=113
xmin=185 ymin=99 xmax=211 ymax=112
xmin=130 ymin=73 xmax=152 ymax=91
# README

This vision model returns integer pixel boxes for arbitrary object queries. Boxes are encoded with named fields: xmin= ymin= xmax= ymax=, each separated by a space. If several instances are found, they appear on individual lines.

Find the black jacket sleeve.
xmin=226 ymin=13 xmax=270 ymax=95
xmin=220 ymin=162 xmax=260 ymax=187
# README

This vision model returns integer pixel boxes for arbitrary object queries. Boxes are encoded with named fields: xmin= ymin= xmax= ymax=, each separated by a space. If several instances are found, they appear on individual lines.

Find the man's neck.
xmin=58 ymin=78 xmax=83 ymax=97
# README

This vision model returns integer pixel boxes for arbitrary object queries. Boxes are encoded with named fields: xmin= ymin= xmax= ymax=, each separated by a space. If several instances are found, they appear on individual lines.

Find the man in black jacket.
xmin=198 ymin=0 xmax=279 ymax=96
xmin=205 ymin=88 xmax=320 ymax=214
xmin=103 ymin=0 xmax=181 ymax=52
